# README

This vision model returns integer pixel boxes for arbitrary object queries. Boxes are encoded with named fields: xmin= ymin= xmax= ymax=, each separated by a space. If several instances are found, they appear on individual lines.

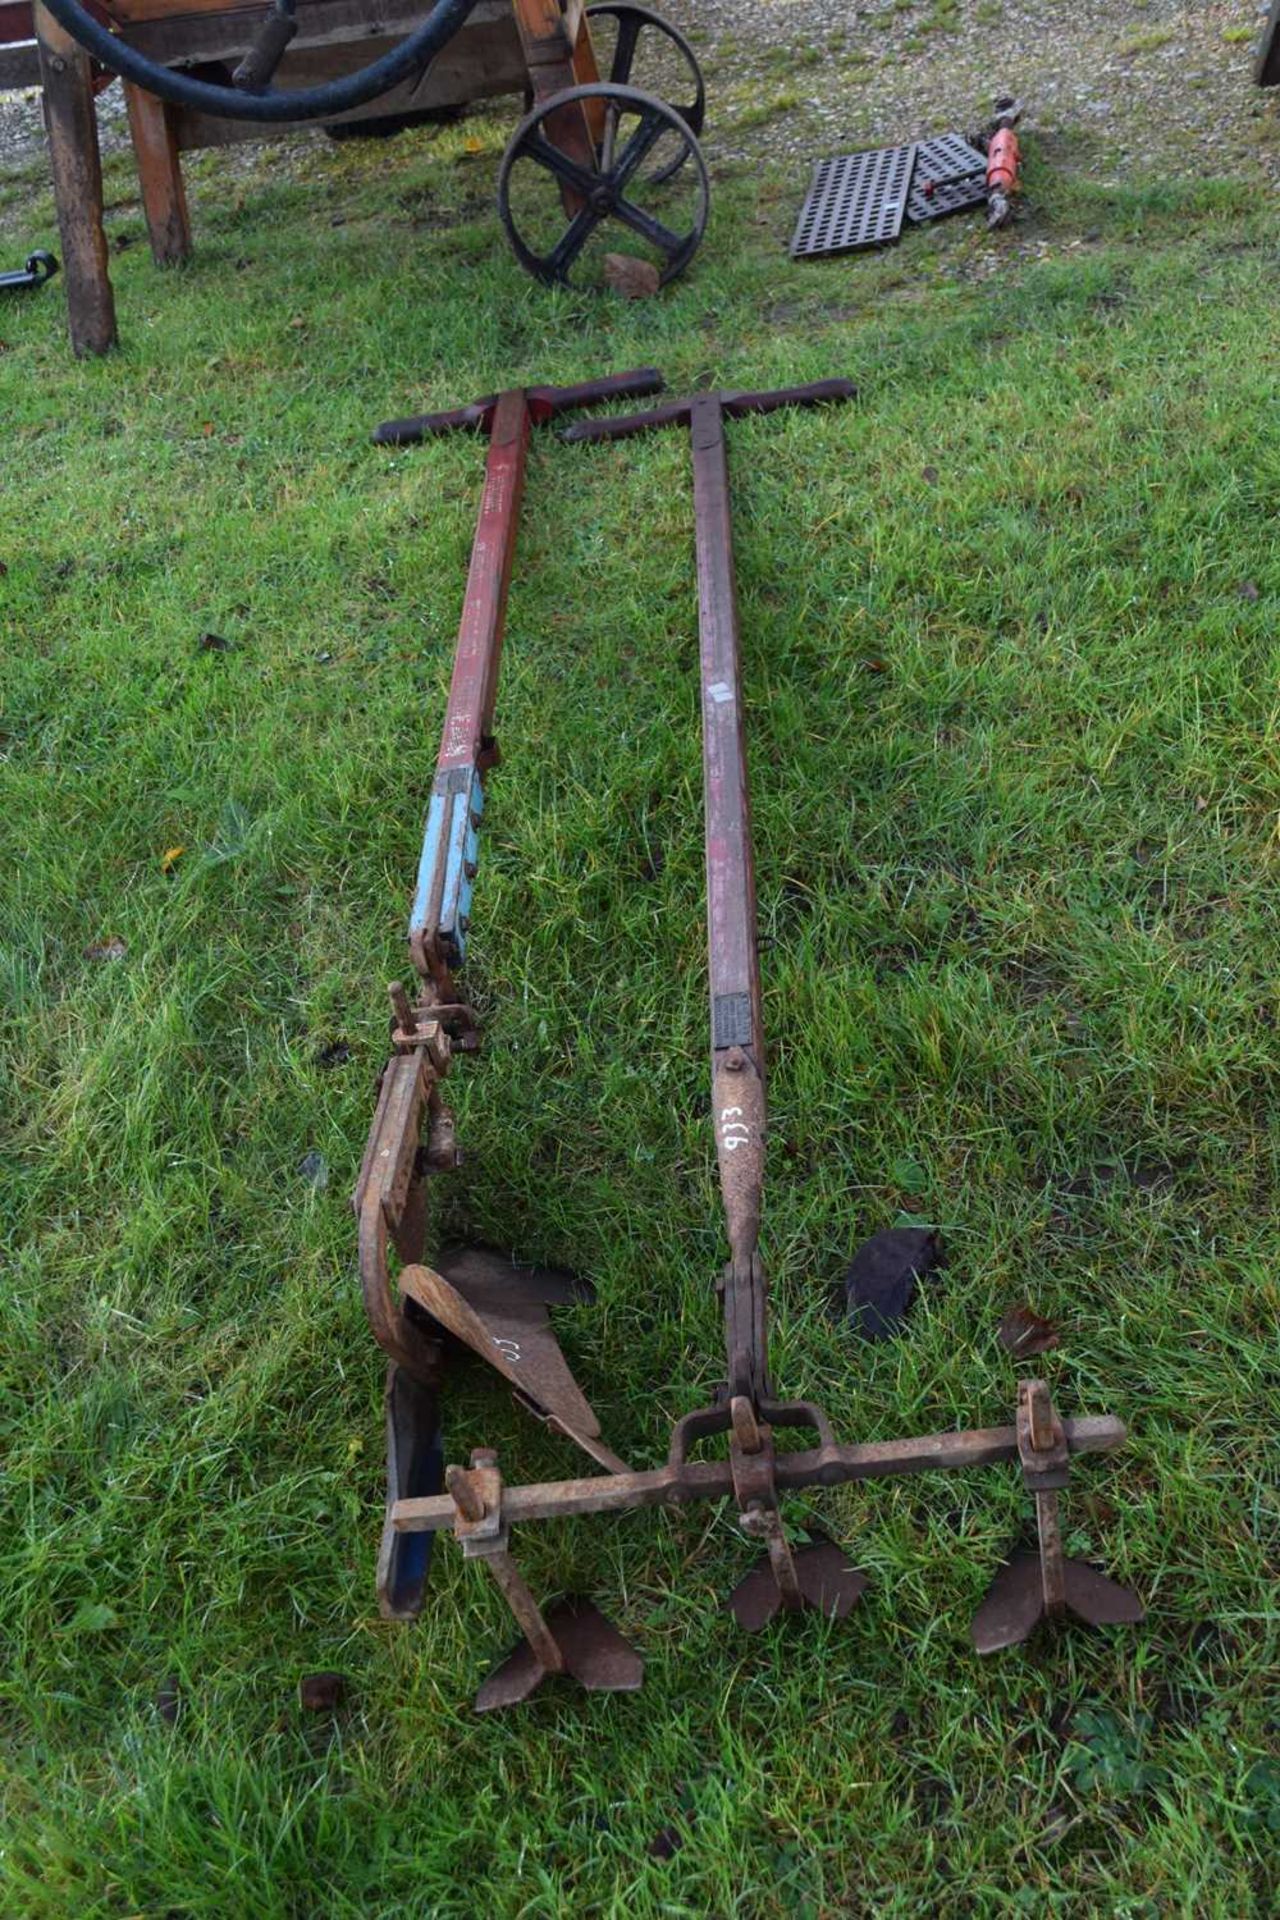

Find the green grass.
xmin=1117 ymin=27 xmax=1178 ymax=58
xmin=2 ymin=122 xmax=1279 ymax=1916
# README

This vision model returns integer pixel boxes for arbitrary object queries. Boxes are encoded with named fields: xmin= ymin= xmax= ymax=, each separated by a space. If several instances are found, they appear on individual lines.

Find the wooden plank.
xmin=170 ymin=22 xmax=525 ymax=146
xmin=33 ymin=0 xmax=116 ymax=355
xmin=122 ymin=0 xmax=511 ymax=72
xmin=0 ymin=40 xmax=40 ymax=84
xmin=0 ymin=1 xmax=34 ymax=46
xmin=124 ymin=79 xmax=191 ymax=263
xmin=510 ymin=0 xmax=567 ymax=62
xmin=3 ymin=0 xmax=118 ymax=44
xmin=107 ymin=0 xmax=504 ymax=28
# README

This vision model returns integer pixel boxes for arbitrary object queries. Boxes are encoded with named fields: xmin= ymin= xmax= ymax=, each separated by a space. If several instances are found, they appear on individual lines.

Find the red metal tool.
xmin=985 ymin=95 xmax=1022 ymax=229
xmin=384 ymin=378 xmax=1142 ymax=1707
xmin=355 ymin=368 xmax=663 ymax=1627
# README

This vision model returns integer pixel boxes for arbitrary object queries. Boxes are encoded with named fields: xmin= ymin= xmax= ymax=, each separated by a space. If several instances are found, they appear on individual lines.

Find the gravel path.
xmin=684 ymin=0 xmax=1280 ymax=184
xmin=2 ymin=0 xmax=1277 ymax=207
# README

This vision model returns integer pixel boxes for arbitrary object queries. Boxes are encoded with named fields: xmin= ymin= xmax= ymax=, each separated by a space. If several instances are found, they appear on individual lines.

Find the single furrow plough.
xmin=356 ymin=367 xmax=1144 ymax=1710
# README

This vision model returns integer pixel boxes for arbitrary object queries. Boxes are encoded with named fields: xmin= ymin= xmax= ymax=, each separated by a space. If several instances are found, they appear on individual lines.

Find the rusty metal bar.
xmin=373 ymin=367 xmax=664 ymax=446
xmin=394 ymin=1413 xmax=1128 ymax=1532
xmin=561 ymin=379 xmax=856 ymax=1412
xmin=560 ymin=378 xmax=856 ymax=446
xmin=692 ymin=391 xmax=768 ymax=1401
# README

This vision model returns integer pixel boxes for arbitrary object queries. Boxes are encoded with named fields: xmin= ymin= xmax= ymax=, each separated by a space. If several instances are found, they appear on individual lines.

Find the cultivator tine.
xmin=794 ymin=1532 xmax=869 ymax=1616
xmin=971 ymin=1549 xmax=1051 ymax=1654
xmin=399 ymin=1252 xmax=628 ymax=1472
xmin=729 ymin=1529 xmax=866 ymax=1632
xmin=376 ymin=1365 xmax=445 ymax=1620
xmin=1063 ymin=1560 xmax=1147 ymax=1629
xmin=973 ymin=1543 xmax=1145 ymax=1653
xmin=972 ymin=1381 xmax=1144 ymax=1653
xmin=446 ymin=1449 xmax=643 ymax=1712
xmin=475 ymin=1598 xmax=645 ymax=1713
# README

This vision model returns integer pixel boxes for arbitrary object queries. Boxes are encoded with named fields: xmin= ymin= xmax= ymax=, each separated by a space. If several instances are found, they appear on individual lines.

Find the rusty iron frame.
xmin=368 ymin=375 xmax=1142 ymax=1702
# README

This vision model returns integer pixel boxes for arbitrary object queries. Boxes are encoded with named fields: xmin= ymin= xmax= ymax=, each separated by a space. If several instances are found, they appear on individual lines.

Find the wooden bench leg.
xmin=124 ymin=82 xmax=192 ymax=267
xmin=33 ymin=0 xmax=117 ymax=356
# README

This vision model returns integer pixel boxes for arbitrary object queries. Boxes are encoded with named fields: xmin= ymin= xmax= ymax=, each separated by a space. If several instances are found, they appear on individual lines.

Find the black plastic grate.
xmin=906 ymin=132 xmax=987 ymax=224
xmin=790 ymin=143 xmax=917 ymax=259
xmin=916 ymin=132 xmax=987 ymax=182
xmin=907 ymin=171 xmax=986 ymax=223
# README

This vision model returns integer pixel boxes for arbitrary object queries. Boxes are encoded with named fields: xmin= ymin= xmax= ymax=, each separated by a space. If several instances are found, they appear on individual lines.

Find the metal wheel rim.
xmin=497 ymin=82 xmax=709 ymax=290
xmin=583 ymin=2 xmax=706 ymax=184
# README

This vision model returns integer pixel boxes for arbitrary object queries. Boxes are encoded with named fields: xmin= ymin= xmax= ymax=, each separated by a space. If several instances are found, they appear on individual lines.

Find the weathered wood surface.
xmin=167 ymin=16 xmax=526 ymax=146
xmin=124 ymin=78 xmax=191 ymax=263
xmin=0 ymin=41 xmax=41 ymax=84
xmin=119 ymin=0 xmax=508 ymax=64
xmin=34 ymin=0 xmax=116 ymax=355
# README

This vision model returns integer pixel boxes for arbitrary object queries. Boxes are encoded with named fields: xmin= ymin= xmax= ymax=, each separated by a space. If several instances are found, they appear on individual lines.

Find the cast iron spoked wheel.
xmin=583 ymin=4 xmax=705 ymax=183
xmin=497 ymin=83 xmax=710 ymax=290
xmin=520 ymin=6 xmax=705 ymax=186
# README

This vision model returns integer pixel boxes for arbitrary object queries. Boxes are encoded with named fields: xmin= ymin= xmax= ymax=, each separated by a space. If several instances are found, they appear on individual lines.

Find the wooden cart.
xmin=13 ymin=0 xmax=708 ymax=353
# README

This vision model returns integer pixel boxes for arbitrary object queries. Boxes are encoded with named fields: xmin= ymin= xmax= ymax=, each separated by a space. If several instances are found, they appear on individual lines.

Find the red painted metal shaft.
xmin=399 ymin=369 xmax=666 ymax=983
xmin=437 ymin=388 xmax=529 ymax=776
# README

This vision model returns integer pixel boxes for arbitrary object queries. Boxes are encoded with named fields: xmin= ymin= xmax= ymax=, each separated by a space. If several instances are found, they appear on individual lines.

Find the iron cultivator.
xmin=355 ymin=367 xmax=1144 ymax=1709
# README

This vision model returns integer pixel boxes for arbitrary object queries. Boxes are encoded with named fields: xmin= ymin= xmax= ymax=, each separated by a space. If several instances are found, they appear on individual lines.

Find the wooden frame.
xmin=7 ymin=0 xmax=600 ymax=353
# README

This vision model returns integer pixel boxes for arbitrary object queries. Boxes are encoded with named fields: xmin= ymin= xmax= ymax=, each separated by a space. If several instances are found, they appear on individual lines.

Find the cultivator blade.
xmin=970 ymin=1550 xmax=1048 ymax=1653
xmin=1062 ymin=1559 xmax=1147 ymax=1630
xmin=729 ymin=1530 xmax=867 ymax=1632
xmin=400 ymin=1250 xmax=627 ymax=1472
xmin=972 ymin=1381 xmax=1145 ymax=1652
xmin=972 ymin=1549 xmax=1145 ymax=1653
xmin=376 ymin=1365 xmax=445 ymax=1620
xmin=475 ymin=1598 xmax=645 ymax=1713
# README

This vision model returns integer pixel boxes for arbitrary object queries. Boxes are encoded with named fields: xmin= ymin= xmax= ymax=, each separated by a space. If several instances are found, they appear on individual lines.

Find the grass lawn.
xmin=2 ymin=108 xmax=1279 ymax=1916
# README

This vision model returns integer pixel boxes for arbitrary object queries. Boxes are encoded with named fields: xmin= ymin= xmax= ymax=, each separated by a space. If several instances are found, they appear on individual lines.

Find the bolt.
xmin=725 ymin=1046 xmax=746 ymax=1072
xmin=50 ymin=54 xmax=66 ymax=72
xmin=444 ymin=1464 xmax=485 ymax=1522
xmin=389 ymin=980 xmax=414 ymax=1032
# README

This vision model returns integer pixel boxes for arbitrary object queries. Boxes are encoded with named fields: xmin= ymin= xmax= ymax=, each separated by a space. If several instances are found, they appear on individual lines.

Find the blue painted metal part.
xmin=409 ymin=765 xmax=484 ymax=970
